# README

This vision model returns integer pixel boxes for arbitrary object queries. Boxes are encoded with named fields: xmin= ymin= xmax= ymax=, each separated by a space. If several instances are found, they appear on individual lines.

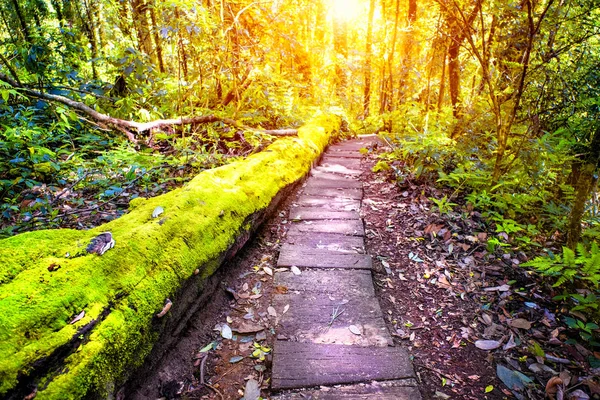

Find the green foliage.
xmin=429 ymin=195 xmax=457 ymax=215
xmin=523 ymin=243 xmax=600 ymax=288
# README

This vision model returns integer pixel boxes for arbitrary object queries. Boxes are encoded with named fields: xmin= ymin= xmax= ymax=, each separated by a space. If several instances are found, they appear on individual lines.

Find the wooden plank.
xmin=329 ymin=139 xmax=377 ymax=152
xmin=271 ymin=342 xmax=416 ymax=390
xmin=285 ymin=232 xmax=365 ymax=253
xmin=313 ymin=165 xmax=362 ymax=176
xmin=287 ymin=220 xmax=364 ymax=236
xmin=290 ymin=208 xmax=360 ymax=221
xmin=273 ymin=294 xmax=392 ymax=347
xmin=274 ymin=269 xmax=374 ymax=295
xmin=310 ymin=169 xmax=360 ymax=182
xmin=273 ymin=270 xmax=388 ymax=346
xmin=325 ymin=150 xmax=364 ymax=159
xmin=277 ymin=244 xmax=372 ymax=269
xmin=305 ymin=177 xmax=362 ymax=189
xmin=272 ymin=381 xmax=421 ymax=400
xmin=322 ymin=156 xmax=362 ymax=169
xmin=295 ymin=195 xmax=360 ymax=211
xmin=301 ymin=186 xmax=363 ymax=200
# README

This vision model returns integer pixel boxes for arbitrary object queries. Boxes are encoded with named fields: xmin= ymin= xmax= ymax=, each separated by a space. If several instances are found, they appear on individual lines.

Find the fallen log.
xmin=0 ymin=115 xmax=340 ymax=399
xmin=0 ymin=72 xmax=298 ymax=142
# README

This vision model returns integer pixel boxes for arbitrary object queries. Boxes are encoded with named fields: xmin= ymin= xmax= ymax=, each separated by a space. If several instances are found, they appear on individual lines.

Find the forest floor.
xmin=125 ymin=139 xmax=599 ymax=400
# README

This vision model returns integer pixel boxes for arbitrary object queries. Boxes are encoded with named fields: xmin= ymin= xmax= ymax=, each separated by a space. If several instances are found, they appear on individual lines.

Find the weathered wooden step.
xmin=290 ymin=208 xmax=360 ymax=221
xmin=305 ymin=177 xmax=362 ymax=189
xmin=285 ymin=232 xmax=364 ymax=253
xmin=329 ymin=139 xmax=376 ymax=151
xmin=313 ymin=165 xmax=362 ymax=176
xmin=275 ymin=269 xmax=374 ymax=295
xmin=273 ymin=270 xmax=389 ymax=346
xmin=310 ymin=169 xmax=360 ymax=182
xmin=301 ymin=186 xmax=363 ymax=200
xmin=271 ymin=342 xmax=415 ymax=390
xmin=295 ymin=195 xmax=360 ymax=211
xmin=324 ymin=150 xmax=364 ymax=159
xmin=273 ymin=296 xmax=391 ymax=346
xmin=287 ymin=219 xmax=364 ymax=236
xmin=322 ymin=156 xmax=362 ymax=169
xmin=277 ymin=244 xmax=371 ymax=269
xmin=272 ymin=380 xmax=421 ymax=399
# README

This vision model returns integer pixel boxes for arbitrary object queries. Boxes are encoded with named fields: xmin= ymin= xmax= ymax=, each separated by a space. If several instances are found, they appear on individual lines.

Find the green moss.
xmin=0 ymin=115 xmax=340 ymax=398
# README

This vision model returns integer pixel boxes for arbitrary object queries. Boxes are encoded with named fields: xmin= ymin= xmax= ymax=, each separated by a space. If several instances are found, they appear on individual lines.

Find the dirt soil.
xmin=127 ymin=141 xmax=600 ymax=400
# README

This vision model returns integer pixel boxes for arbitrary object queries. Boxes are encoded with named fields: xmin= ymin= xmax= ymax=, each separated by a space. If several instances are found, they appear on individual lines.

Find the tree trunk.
xmin=131 ymin=0 xmax=154 ymax=59
xmin=387 ymin=0 xmax=400 ymax=111
xmin=149 ymin=1 xmax=165 ymax=73
xmin=77 ymin=0 xmax=99 ymax=79
xmin=333 ymin=13 xmax=348 ymax=101
xmin=567 ymin=128 xmax=600 ymax=249
xmin=447 ymin=34 xmax=461 ymax=121
xmin=10 ymin=0 xmax=32 ymax=44
xmin=567 ymin=163 xmax=596 ymax=249
xmin=437 ymin=41 xmax=447 ymax=112
xmin=363 ymin=0 xmax=376 ymax=117
xmin=398 ymin=0 xmax=417 ymax=103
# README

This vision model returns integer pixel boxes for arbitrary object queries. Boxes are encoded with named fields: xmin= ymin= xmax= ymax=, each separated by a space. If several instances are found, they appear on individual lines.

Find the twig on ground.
xmin=326 ymin=306 xmax=345 ymax=330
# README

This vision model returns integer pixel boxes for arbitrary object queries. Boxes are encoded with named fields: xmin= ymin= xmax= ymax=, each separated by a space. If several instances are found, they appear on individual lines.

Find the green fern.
xmin=523 ymin=244 xmax=600 ymax=288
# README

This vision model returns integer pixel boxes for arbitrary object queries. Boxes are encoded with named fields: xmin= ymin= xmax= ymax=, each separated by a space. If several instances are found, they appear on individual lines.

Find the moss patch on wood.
xmin=0 ymin=115 xmax=340 ymax=399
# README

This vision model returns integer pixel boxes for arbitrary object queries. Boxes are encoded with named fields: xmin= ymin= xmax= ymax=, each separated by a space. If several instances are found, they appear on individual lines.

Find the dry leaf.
xmin=509 ymin=318 xmax=532 ymax=330
xmin=475 ymin=340 xmax=502 ymax=350
xmin=69 ymin=310 xmax=85 ymax=325
xmin=349 ymin=325 xmax=362 ymax=335
xmin=267 ymin=306 xmax=277 ymax=317
xmin=546 ymin=376 xmax=563 ymax=396
xmin=283 ymin=304 xmax=290 ymax=314
xmin=263 ymin=266 xmax=273 ymax=276
xmin=483 ymin=284 xmax=511 ymax=292
xmin=290 ymin=266 xmax=301 ymax=275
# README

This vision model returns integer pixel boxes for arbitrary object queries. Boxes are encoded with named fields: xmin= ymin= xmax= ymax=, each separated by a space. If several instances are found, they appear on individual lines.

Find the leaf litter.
xmin=362 ymin=147 xmax=600 ymax=399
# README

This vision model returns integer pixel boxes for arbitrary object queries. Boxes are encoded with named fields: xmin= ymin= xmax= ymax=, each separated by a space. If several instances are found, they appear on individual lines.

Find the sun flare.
xmin=330 ymin=0 xmax=363 ymax=22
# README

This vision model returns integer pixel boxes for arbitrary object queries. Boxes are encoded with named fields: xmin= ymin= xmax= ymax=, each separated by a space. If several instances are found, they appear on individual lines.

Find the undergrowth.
xmin=372 ymin=102 xmax=600 ymax=344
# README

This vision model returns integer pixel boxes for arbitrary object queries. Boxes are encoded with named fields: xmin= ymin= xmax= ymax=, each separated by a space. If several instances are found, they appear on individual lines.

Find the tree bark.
xmin=567 ymin=127 xmax=600 ymax=249
xmin=333 ymin=13 xmax=348 ymax=101
xmin=149 ymin=0 xmax=165 ymax=73
xmin=10 ymin=0 xmax=32 ymax=44
xmin=363 ymin=0 xmax=376 ymax=117
xmin=131 ymin=0 xmax=154 ymax=59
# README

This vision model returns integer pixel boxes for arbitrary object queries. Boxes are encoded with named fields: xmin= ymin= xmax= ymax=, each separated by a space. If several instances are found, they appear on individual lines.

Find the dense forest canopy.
xmin=0 ymin=0 xmax=600 ymax=251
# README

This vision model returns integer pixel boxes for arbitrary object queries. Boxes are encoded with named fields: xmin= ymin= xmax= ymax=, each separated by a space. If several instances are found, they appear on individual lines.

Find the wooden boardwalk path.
xmin=271 ymin=137 xmax=421 ymax=399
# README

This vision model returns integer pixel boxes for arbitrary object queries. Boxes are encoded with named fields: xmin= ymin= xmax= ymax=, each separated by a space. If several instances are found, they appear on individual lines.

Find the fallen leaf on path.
xmin=475 ymin=340 xmax=502 ymax=350
xmin=263 ymin=266 xmax=273 ymax=276
xmin=243 ymin=378 xmax=261 ymax=400
xmin=483 ymin=284 xmax=511 ymax=292
xmin=290 ymin=266 xmax=301 ymax=275
xmin=233 ymin=322 xmax=264 ymax=334
xmin=569 ymin=389 xmax=591 ymax=400
xmin=545 ymin=376 xmax=563 ymax=397
xmin=267 ymin=306 xmax=277 ymax=317
xmin=221 ymin=324 xmax=233 ymax=339
xmin=69 ymin=310 xmax=85 ymax=325
xmin=283 ymin=304 xmax=290 ymax=314
xmin=349 ymin=325 xmax=362 ymax=335
xmin=229 ymin=355 xmax=244 ymax=364
xmin=497 ymin=365 xmax=533 ymax=391
xmin=503 ymin=334 xmax=518 ymax=351
xmin=152 ymin=206 xmax=164 ymax=218
xmin=509 ymin=318 xmax=532 ymax=330
xmin=274 ymin=285 xmax=288 ymax=294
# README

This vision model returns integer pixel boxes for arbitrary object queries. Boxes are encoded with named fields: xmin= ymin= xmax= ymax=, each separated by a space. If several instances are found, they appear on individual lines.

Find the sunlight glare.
xmin=331 ymin=0 xmax=363 ymax=22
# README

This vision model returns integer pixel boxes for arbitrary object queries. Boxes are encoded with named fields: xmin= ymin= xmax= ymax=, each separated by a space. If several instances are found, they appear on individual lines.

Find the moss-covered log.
xmin=0 ymin=115 xmax=341 ymax=399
